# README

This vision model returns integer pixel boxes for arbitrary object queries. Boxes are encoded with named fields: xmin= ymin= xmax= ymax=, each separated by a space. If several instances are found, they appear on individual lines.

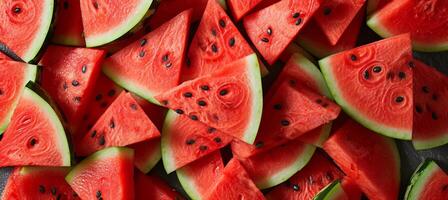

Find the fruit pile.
xmin=0 ymin=0 xmax=447 ymax=199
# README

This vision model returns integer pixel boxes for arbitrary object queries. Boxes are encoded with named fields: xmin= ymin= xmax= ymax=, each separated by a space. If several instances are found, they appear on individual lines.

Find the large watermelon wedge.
xmin=0 ymin=86 xmax=71 ymax=167
xmin=135 ymin=170 xmax=184 ymax=200
xmin=52 ymin=0 xmax=84 ymax=46
xmin=103 ymin=10 xmax=192 ymax=104
xmin=243 ymin=0 xmax=322 ymax=64
xmin=319 ymin=34 xmax=414 ymax=140
xmin=404 ymin=160 xmax=448 ymax=200
xmin=367 ymin=0 xmax=448 ymax=52
xmin=0 ymin=0 xmax=54 ymax=62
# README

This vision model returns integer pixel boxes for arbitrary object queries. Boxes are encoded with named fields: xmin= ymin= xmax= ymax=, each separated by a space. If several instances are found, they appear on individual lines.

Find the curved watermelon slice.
xmin=227 ymin=0 xmax=262 ymax=21
xmin=404 ymin=160 xmax=448 ymax=200
xmin=2 ymin=167 xmax=79 ymax=199
xmin=156 ymin=54 xmax=262 ymax=144
xmin=323 ymin=119 xmax=400 ymax=200
xmin=135 ymin=170 xmax=184 ymax=200
xmin=0 ymin=86 xmax=71 ymax=167
xmin=103 ymin=10 xmax=192 ymax=104
xmin=66 ymin=147 xmax=134 ymax=200
xmin=243 ymin=0 xmax=321 ymax=64
xmin=319 ymin=34 xmax=414 ymax=140
xmin=177 ymin=151 xmax=224 ymax=200
xmin=367 ymin=0 xmax=448 ymax=52
xmin=52 ymin=0 xmax=84 ymax=46
xmin=412 ymin=60 xmax=448 ymax=150
xmin=0 ymin=0 xmax=54 ymax=62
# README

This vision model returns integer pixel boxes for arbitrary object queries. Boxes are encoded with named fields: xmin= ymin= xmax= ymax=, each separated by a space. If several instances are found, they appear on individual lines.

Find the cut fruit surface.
xmin=52 ymin=0 xmax=84 ymax=46
xmin=366 ymin=0 xmax=389 ymax=14
xmin=227 ymin=0 xmax=263 ymax=21
xmin=135 ymin=171 xmax=184 ymax=200
xmin=404 ymin=160 xmax=448 ymax=200
xmin=131 ymin=138 xmax=161 ymax=173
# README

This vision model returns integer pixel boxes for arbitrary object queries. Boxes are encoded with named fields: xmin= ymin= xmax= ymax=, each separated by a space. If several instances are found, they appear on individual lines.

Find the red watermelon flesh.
xmin=313 ymin=0 xmax=365 ymax=45
xmin=2 ymin=167 xmax=80 ymax=199
xmin=412 ymin=60 xmax=448 ymax=150
xmin=404 ymin=160 xmax=448 ymax=200
xmin=366 ymin=0 xmax=389 ymax=14
xmin=265 ymin=151 xmax=344 ymax=200
xmin=130 ymin=138 xmax=161 ymax=174
xmin=132 ymin=94 xmax=167 ymax=131
xmin=227 ymin=0 xmax=263 ymax=21
xmin=204 ymin=158 xmax=265 ymax=200
xmin=135 ymin=171 xmax=184 ymax=200
xmin=278 ymin=43 xmax=315 ymax=63
xmin=182 ymin=0 xmax=254 ymax=81
xmin=103 ymin=10 xmax=192 ymax=105
xmin=52 ymin=0 xmax=84 ymax=46
xmin=66 ymin=147 xmax=134 ymax=200
xmin=243 ymin=0 xmax=322 ymax=64
xmin=323 ymin=119 xmax=400 ymax=200
xmin=39 ymin=46 xmax=106 ymax=134
xmin=77 ymin=92 xmax=160 ymax=156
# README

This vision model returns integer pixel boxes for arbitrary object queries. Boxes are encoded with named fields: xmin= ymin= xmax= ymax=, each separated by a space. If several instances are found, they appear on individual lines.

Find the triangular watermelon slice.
xmin=52 ymin=0 xmax=84 ymax=46
xmin=227 ymin=0 xmax=263 ymax=21
xmin=77 ymin=91 xmax=160 ymax=156
xmin=103 ymin=10 xmax=192 ymax=104
xmin=135 ymin=170 xmax=184 ymax=200
xmin=156 ymin=54 xmax=263 ymax=144
xmin=319 ymin=34 xmax=414 ymax=140
xmin=243 ymin=0 xmax=321 ymax=64
xmin=131 ymin=138 xmax=161 ymax=174
xmin=0 ymin=86 xmax=71 ymax=167
xmin=66 ymin=147 xmax=134 ymax=199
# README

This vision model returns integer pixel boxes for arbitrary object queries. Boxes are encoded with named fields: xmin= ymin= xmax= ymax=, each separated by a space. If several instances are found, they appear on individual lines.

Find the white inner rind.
xmin=160 ymin=110 xmax=178 ymax=174
xmin=243 ymin=54 xmax=263 ymax=144
xmin=405 ymin=161 xmax=442 ymax=200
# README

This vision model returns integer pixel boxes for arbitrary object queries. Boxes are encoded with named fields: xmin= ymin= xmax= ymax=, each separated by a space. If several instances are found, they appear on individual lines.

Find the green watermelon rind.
xmin=85 ymin=0 xmax=154 ymax=47
xmin=20 ymin=166 xmax=69 ymax=176
xmin=404 ymin=160 xmax=444 ymax=200
xmin=176 ymin=166 xmax=203 ymax=200
xmin=319 ymin=58 xmax=412 ymax=140
xmin=313 ymin=180 xmax=344 ymax=200
xmin=256 ymin=144 xmax=316 ymax=189
xmin=135 ymin=142 xmax=162 ymax=174
xmin=160 ymin=110 xmax=181 ymax=174
xmin=413 ymin=133 xmax=448 ymax=151
xmin=301 ymin=122 xmax=333 ymax=148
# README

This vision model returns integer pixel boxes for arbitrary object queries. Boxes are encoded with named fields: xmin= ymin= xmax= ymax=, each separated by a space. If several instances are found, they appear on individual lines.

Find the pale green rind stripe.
xmin=136 ymin=145 xmax=161 ymax=174
xmin=404 ymin=160 xmax=441 ymax=200
xmin=314 ymin=180 xmax=344 ymax=200
xmin=177 ymin=167 xmax=202 ymax=200
xmin=243 ymin=54 xmax=263 ymax=144
xmin=160 ymin=111 xmax=178 ymax=174
xmin=413 ymin=132 xmax=448 ymax=150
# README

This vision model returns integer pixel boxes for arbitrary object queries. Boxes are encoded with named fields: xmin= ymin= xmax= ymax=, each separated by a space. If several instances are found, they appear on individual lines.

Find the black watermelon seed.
xmin=219 ymin=19 xmax=226 ymax=28
xmin=0 ymin=134 xmax=3 ymax=141
xmin=214 ymin=137 xmax=222 ymax=143
xmin=108 ymin=89 xmax=116 ymax=97
xmin=261 ymin=37 xmax=269 ymax=43
xmin=190 ymin=115 xmax=199 ymax=121
xmin=93 ymin=1 xmax=99 ymax=9
xmin=72 ymin=80 xmax=80 ymax=87
xmin=229 ymin=38 xmax=235 ymax=47
xmin=211 ymin=28 xmax=217 ymax=36
xmin=140 ymin=38 xmax=147 ymax=46
xmin=13 ymin=7 xmax=21 ymax=13
xmin=207 ymin=127 xmax=216 ymax=133
xmin=219 ymin=89 xmax=228 ymax=96
xmin=63 ymin=1 xmax=69 ymax=9
xmin=161 ymin=100 xmax=168 ymax=105
xmin=139 ymin=51 xmax=146 ymax=57
xmin=100 ymin=102 xmax=108 ymax=108
xmin=175 ymin=109 xmax=184 ymax=114
xmin=82 ymin=65 xmax=87 ymax=73
xmin=99 ymin=135 xmax=105 ymax=145
xmin=273 ymin=103 xmax=282 ymax=110
xmin=395 ymin=96 xmax=404 ymax=103
xmin=398 ymin=71 xmax=406 ymax=79
xmin=211 ymin=44 xmax=218 ymax=53
xmin=295 ymin=18 xmax=302 ymax=26
xmin=292 ymin=184 xmax=300 ymax=191
xmin=323 ymin=7 xmax=332 ymax=15
xmin=63 ymin=83 xmax=68 ymax=90
xmin=130 ymin=103 xmax=138 ymax=110
xmin=198 ymin=100 xmax=207 ymax=107
xmin=267 ymin=28 xmax=272 ymax=35
xmin=51 ymin=187 xmax=57 ymax=195
xmin=186 ymin=139 xmax=195 ymax=145
xmin=325 ymin=172 xmax=333 ymax=181
xmin=96 ymin=190 xmax=102 ymax=198
xmin=95 ymin=94 xmax=102 ymax=101
xmin=91 ymin=130 xmax=97 ymax=138
xmin=30 ymin=138 xmax=37 ymax=146
xmin=183 ymin=92 xmax=193 ymax=98
xmin=162 ymin=54 xmax=169 ymax=62
xmin=281 ymin=119 xmax=290 ymax=126
xmin=350 ymin=54 xmax=357 ymax=61
xmin=200 ymin=85 xmax=210 ymax=91
xmin=432 ymin=112 xmax=438 ymax=120
xmin=363 ymin=70 xmax=370 ymax=80
xmin=432 ymin=94 xmax=438 ymax=101
xmin=255 ymin=141 xmax=264 ymax=148
xmin=165 ymin=62 xmax=172 ymax=68
xmin=408 ymin=61 xmax=415 ymax=68
xmin=422 ymin=86 xmax=430 ymax=93
xmin=415 ymin=105 xmax=423 ymax=113
xmin=373 ymin=66 xmax=382 ymax=73
xmin=74 ymin=96 xmax=81 ymax=103
xmin=109 ymin=119 xmax=115 ymax=129
xmin=199 ymin=145 xmax=208 ymax=151
xmin=292 ymin=12 xmax=300 ymax=18
xmin=39 ymin=185 xmax=45 ymax=193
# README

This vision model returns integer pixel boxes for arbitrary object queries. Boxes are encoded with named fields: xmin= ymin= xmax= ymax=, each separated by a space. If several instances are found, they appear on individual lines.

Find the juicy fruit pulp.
xmin=135 ymin=171 xmax=184 ymax=200
xmin=405 ymin=160 xmax=448 ymax=200
xmin=52 ymin=0 xmax=84 ymax=46
xmin=227 ymin=0 xmax=263 ymax=21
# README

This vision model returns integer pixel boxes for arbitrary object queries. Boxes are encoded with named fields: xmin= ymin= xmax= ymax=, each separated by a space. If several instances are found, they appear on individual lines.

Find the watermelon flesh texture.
xmin=319 ymin=34 xmax=414 ymax=140
xmin=265 ymin=151 xmax=344 ymax=200
xmin=135 ymin=170 xmax=185 ymax=200
xmin=182 ymin=0 xmax=254 ymax=81
xmin=412 ymin=60 xmax=448 ymax=150
xmin=130 ymin=138 xmax=161 ymax=174
xmin=227 ymin=0 xmax=263 ymax=21
xmin=161 ymin=111 xmax=232 ymax=173
xmin=367 ymin=0 xmax=448 ymax=52
xmin=279 ymin=43 xmax=315 ymax=63
xmin=0 ymin=60 xmax=37 ymax=134
xmin=204 ymin=158 xmax=265 ymax=200
xmin=77 ymin=91 xmax=160 ymax=156
xmin=103 ymin=10 xmax=192 ymax=105
xmin=0 ymin=0 xmax=53 ymax=62
xmin=52 ymin=0 xmax=84 ymax=46
xmin=66 ymin=147 xmax=134 ymax=200
xmin=243 ymin=0 xmax=321 ymax=64
xmin=323 ymin=119 xmax=400 ymax=200
xmin=404 ymin=160 xmax=448 ymax=200
xmin=0 ymin=87 xmax=71 ymax=167
xmin=340 ymin=177 xmax=363 ymax=200
xmin=2 ymin=167 xmax=80 ymax=199
xmin=39 ymin=45 xmax=105 ymax=135
xmin=177 ymin=151 xmax=224 ymax=200
xmin=366 ymin=0 xmax=389 ymax=14
xmin=157 ymin=54 xmax=263 ymax=144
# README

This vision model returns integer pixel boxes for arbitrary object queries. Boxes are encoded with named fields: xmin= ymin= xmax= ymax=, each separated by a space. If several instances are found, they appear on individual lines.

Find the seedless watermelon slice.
xmin=52 ymin=0 xmax=84 ymax=46
xmin=156 ymin=54 xmax=263 ymax=144
xmin=319 ymin=34 xmax=414 ymax=140
xmin=404 ymin=160 xmax=448 ymax=200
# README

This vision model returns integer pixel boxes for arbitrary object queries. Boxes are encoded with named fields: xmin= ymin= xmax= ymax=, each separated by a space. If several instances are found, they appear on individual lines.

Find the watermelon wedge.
xmin=0 ymin=0 xmax=54 ymax=62
xmin=227 ymin=0 xmax=263 ymax=21
xmin=135 ymin=170 xmax=185 ymax=200
xmin=279 ymin=43 xmax=315 ymax=63
xmin=131 ymin=138 xmax=161 ymax=174
xmin=156 ymin=54 xmax=263 ymax=144
xmin=412 ymin=60 xmax=448 ymax=150
xmin=2 ymin=167 xmax=79 ymax=199
xmin=367 ymin=0 xmax=448 ymax=52
xmin=323 ymin=119 xmax=400 ymax=200
xmin=0 ymin=60 xmax=37 ymax=134
xmin=52 ymin=0 xmax=84 ymax=46
xmin=243 ymin=0 xmax=321 ymax=64
xmin=0 ymin=86 xmax=71 ymax=167
xmin=314 ymin=180 xmax=349 ymax=200
xmin=103 ymin=10 xmax=192 ymax=104
xmin=319 ymin=34 xmax=414 ymax=140
xmin=66 ymin=147 xmax=134 ymax=200
xmin=77 ymin=92 xmax=160 ymax=156
xmin=404 ymin=160 xmax=448 ymax=200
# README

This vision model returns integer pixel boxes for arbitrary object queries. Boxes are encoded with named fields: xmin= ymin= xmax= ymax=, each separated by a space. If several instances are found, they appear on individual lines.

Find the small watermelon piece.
xmin=77 ymin=91 xmax=160 ymax=156
xmin=367 ymin=0 xmax=448 ymax=52
xmin=103 ymin=10 xmax=192 ymax=104
xmin=135 ymin=170 xmax=185 ymax=200
xmin=0 ymin=0 xmax=54 ymax=62
xmin=52 ymin=0 xmax=84 ymax=46
xmin=156 ymin=54 xmax=262 ymax=144
xmin=66 ymin=147 xmax=134 ymax=200
xmin=319 ymin=34 xmax=414 ymax=140
xmin=79 ymin=0 xmax=154 ymax=47
xmin=279 ymin=43 xmax=315 ymax=63
xmin=323 ymin=119 xmax=400 ymax=200
xmin=39 ymin=45 xmax=105 ymax=134
xmin=177 ymin=151 xmax=224 ymax=200
xmin=404 ymin=160 xmax=448 ymax=200
xmin=2 ymin=167 xmax=79 ymax=199
xmin=366 ymin=0 xmax=389 ymax=14
xmin=131 ymin=139 xmax=161 ymax=174
xmin=161 ymin=110 xmax=232 ymax=173
xmin=265 ymin=152 xmax=344 ymax=200
xmin=204 ymin=158 xmax=265 ymax=200
xmin=0 ymin=60 xmax=37 ymax=133
xmin=227 ymin=0 xmax=263 ymax=21
xmin=412 ymin=60 xmax=448 ymax=150
xmin=243 ymin=0 xmax=321 ymax=64
xmin=182 ymin=0 xmax=254 ymax=81
xmin=0 ymin=87 xmax=70 ymax=167
xmin=314 ymin=180 xmax=349 ymax=200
